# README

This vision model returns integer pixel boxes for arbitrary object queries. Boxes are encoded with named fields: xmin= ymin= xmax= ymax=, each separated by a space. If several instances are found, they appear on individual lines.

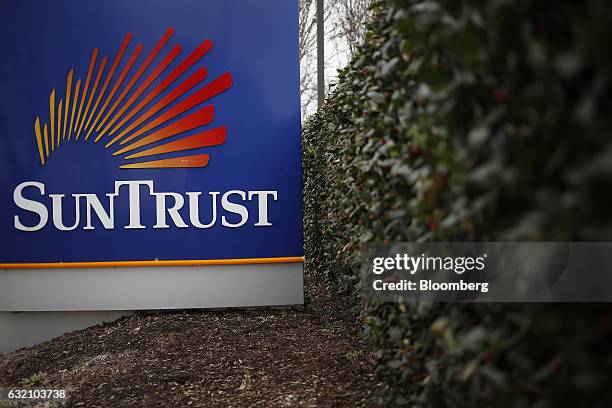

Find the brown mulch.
xmin=0 ymin=271 xmax=382 ymax=407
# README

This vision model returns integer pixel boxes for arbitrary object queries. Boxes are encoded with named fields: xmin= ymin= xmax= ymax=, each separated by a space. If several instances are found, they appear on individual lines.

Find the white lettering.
xmin=13 ymin=181 xmax=48 ymax=232
xmin=221 ymin=190 xmax=248 ymax=228
xmin=114 ymin=180 xmax=153 ymax=229
xmin=187 ymin=192 xmax=219 ymax=229
xmin=49 ymin=194 xmax=81 ymax=231
xmin=248 ymin=191 xmax=277 ymax=226
xmin=153 ymin=192 xmax=188 ymax=229
xmin=73 ymin=193 xmax=116 ymax=230
xmin=11 ymin=181 xmax=277 ymax=231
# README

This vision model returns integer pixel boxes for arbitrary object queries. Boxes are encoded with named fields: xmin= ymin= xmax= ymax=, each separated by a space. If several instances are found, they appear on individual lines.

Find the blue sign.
xmin=0 ymin=0 xmax=302 ymax=265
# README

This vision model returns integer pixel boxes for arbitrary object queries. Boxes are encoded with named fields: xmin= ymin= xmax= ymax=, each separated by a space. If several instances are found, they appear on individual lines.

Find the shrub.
xmin=303 ymin=0 xmax=612 ymax=406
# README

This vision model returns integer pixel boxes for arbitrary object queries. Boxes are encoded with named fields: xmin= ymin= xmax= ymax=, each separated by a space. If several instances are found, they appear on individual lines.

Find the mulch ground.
xmin=0 ymin=271 xmax=382 ymax=407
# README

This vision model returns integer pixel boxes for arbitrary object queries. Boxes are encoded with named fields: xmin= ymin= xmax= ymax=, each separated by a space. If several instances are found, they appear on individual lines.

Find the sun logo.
xmin=33 ymin=28 xmax=232 ymax=169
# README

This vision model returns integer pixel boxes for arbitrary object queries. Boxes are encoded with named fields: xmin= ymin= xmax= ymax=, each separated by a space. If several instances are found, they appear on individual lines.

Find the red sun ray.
xmin=83 ymin=32 xmax=133 ymax=139
xmin=107 ymin=67 xmax=208 ymax=148
xmin=96 ymin=28 xmax=175 ymax=136
xmin=114 ymin=72 xmax=232 ymax=146
xmin=113 ymin=104 xmax=214 ymax=155
xmin=105 ymin=44 xmax=182 ymax=137
xmin=104 ymin=38 xmax=213 ymax=145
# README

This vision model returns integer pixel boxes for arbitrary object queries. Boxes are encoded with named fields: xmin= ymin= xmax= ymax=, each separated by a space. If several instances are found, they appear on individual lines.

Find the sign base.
xmin=1 ymin=263 xmax=304 ymax=311
xmin=0 ymin=310 xmax=133 ymax=353
xmin=0 ymin=263 xmax=303 ymax=351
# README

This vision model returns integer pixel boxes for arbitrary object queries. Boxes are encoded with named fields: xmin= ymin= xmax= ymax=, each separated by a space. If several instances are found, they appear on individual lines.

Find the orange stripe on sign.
xmin=0 ymin=257 xmax=305 ymax=269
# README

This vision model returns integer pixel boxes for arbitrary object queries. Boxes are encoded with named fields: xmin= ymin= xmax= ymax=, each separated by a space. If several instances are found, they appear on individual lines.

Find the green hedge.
xmin=303 ymin=0 xmax=612 ymax=406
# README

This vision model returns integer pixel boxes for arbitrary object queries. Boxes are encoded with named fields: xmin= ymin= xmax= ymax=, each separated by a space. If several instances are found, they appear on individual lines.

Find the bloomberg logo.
xmin=14 ymin=181 xmax=277 ymax=232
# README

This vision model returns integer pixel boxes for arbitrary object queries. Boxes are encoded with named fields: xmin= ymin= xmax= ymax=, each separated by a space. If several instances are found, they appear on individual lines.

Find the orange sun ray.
xmin=84 ymin=33 xmax=133 ymax=140
xmin=74 ymin=48 xmax=99 ymax=137
xmin=62 ymin=69 xmax=73 ymax=140
xmin=120 ymin=154 xmax=210 ymax=169
xmin=124 ymin=126 xmax=226 ymax=160
xmin=95 ymin=27 xmax=175 ymax=138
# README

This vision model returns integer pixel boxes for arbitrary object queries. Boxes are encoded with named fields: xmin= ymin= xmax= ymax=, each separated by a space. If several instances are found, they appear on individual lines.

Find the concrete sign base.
xmin=0 ymin=263 xmax=303 ymax=352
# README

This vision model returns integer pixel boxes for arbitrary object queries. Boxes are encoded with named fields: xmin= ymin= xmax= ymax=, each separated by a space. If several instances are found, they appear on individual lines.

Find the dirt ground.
xmin=0 ymin=271 xmax=381 ymax=407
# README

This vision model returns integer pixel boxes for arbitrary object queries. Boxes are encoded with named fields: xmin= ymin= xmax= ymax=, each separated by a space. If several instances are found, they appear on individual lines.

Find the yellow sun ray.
xmin=34 ymin=117 xmax=45 ymax=165
xmin=49 ymin=90 xmax=56 ymax=151
xmin=63 ymin=69 xmax=73 ymax=140
xmin=43 ymin=124 xmax=49 ymax=157
xmin=68 ymin=79 xmax=81 ymax=141
xmin=57 ymin=99 xmax=63 ymax=147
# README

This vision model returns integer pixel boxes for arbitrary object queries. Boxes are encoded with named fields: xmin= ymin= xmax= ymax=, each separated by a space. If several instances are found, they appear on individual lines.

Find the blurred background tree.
xmin=299 ymin=0 xmax=373 ymax=117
